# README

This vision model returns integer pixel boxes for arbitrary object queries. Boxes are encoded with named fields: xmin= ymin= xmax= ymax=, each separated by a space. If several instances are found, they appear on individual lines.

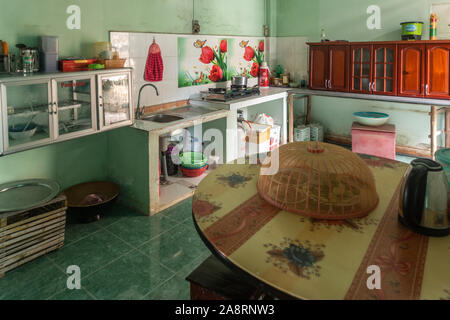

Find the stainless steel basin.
xmin=141 ymin=114 xmax=184 ymax=123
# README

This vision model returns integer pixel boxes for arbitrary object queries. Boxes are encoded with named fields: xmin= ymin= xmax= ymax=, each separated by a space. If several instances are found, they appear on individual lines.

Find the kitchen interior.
xmin=0 ymin=0 xmax=448 ymax=301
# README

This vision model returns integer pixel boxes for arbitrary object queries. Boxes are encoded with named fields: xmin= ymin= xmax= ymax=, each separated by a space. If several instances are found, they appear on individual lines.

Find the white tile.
xmin=162 ymin=56 xmax=178 ymax=81
xmin=130 ymin=33 xmax=150 ymax=58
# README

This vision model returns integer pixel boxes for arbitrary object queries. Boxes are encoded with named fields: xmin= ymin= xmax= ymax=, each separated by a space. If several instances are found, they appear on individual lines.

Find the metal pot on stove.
xmin=231 ymin=75 xmax=247 ymax=88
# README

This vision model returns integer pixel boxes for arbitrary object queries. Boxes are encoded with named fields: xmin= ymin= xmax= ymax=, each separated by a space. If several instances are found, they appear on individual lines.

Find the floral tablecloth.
xmin=192 ymin=156 xmax=450 ymax=300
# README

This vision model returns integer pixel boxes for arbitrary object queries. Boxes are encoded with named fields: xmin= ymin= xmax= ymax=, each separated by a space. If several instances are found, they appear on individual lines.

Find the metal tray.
xmin=0 ymin=179 xmax=60 ymax=213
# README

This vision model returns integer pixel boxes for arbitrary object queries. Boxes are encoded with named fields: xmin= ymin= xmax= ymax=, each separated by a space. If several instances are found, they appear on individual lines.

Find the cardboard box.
xmin=269 ymin=124 xmax=281 ymax=151
xmin=246 ymin=122 xmax=271 ymax=144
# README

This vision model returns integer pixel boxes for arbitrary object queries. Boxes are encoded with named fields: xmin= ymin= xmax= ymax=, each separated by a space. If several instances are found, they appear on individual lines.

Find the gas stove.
xmin=202 ymin=86 xmax=260 ymax=102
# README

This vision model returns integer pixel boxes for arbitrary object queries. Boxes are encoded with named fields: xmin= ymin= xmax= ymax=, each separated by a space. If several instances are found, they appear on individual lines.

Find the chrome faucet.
xmin=136 ymin=83 xmax=159 ymax=119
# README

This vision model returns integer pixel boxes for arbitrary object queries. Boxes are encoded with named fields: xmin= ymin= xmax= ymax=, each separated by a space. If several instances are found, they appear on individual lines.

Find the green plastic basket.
xmin=180 ymin=152 xmax=207 ymax=169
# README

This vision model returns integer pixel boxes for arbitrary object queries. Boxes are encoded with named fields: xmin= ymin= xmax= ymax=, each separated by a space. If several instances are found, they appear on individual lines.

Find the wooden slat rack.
xmin=0 ymin=194 xmax=67 ymax=278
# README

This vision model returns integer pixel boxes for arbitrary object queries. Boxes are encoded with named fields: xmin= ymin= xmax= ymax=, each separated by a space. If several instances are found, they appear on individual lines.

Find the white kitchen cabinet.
xmin=97 ymin=72 xmax=133 ymax=130
xmin=0 ymin=68 xmax=133 ymax=155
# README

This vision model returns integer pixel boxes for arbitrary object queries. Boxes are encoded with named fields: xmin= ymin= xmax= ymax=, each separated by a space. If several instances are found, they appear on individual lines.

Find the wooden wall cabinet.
xmin=309 ymin=44 xmax=348 ymax=92
xmin=426 ymin=43 xmax=450 ymax=99
xmin=398 ymin=44 xmax=425 ymax=97
xmin=308 ymin=40 xmax=450 ymax=100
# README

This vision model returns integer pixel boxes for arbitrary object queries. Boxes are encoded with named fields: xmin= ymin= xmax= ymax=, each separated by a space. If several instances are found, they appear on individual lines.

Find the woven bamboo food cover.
xmin=257 ymin=142 xmax=379 ymax=220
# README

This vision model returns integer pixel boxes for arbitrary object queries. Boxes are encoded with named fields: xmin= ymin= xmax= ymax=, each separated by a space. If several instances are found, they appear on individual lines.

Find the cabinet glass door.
xmin=351 ymin=46 xmax=371 ymax=93
xmin=53 ymin=76 xmax=96 ymax=138
xmin=373 ymin=46 xmax=396 ymax=95
xmin=98 ymin=73 xmax=132 ymax=129
xmin=2 ymin=81 xmax=52 ymax=152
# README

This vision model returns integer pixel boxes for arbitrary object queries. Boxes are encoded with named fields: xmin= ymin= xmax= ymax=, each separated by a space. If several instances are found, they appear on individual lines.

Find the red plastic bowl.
xmin=181 ymin=164 xmax=208 ymax=177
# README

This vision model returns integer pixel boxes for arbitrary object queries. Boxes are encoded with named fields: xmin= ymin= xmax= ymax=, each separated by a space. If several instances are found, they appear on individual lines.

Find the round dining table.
xmin=192 ymin=154 xmax=450 ymax=300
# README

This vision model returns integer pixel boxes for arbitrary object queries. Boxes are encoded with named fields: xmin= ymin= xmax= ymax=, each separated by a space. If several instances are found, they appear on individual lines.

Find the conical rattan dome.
xmin=257 ymin=142 xmax=379 ymax=220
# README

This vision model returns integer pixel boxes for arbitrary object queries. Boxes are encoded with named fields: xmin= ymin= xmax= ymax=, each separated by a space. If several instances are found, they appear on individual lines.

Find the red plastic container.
xmin=59 ymin=59 xmax=97 ymax=72
xmin=181 ymin=165 xmax=208 ymax=177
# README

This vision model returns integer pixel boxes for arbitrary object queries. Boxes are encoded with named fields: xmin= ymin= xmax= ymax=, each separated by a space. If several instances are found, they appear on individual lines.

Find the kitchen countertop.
xmin=134 ymin=87 xmax=290 ymax=135
xmin=190 ymin=87 xmax=289 ymax=110
xmin=133 ymin=105 xmax=230 ymax=135
xmin=290 ymin=88 xmax=450 ymax=107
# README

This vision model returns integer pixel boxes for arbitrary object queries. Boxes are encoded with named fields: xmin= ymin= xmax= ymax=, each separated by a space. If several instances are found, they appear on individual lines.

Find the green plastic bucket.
xmin=401 ymin=22 xmax=423 ymax=40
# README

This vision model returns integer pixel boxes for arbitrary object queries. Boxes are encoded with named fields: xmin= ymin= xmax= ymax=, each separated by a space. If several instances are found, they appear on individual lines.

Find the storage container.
xmin=94 ymin=42 xmax=112 ymax=59
xmin=39 ymin=36 xmax=58 ymax=53
xmin=0 ymin=195 xmax=67 ymax=278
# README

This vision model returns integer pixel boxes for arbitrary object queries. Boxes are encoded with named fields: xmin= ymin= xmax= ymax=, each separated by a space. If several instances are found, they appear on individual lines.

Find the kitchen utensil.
xmin=17 ymin=48 xmax=39 ymax=73
xmin=181 ymin=164 xmax=208 ymax=177
xmin=144 ymin=37 xmax=164 ymax=82
xmin=257 ymin=142 xmax=379 ymax=220
xmin=400 ymin=21 xmax=424 ymax=40
xmin=399 ymin=158 xmax=449 ymax=237
xmin=98 ymin=58 xmax=126 ymax=69
xmin=231 ymin=75 xmax=248 ymax=88
xmin=9 ymin=123 xmax=37 ymax=140
xmin=0 ymin=179 xmax=60 ymax=213
xmin=94 ymin=42 xmax=112 ymax=59
xmin=63 ymin=181 xmax=119 ymax=223
xmin=353 ymin=111 xmax=390 ymax=126
xmin=180 ymin=151 xmax=207 ymax=169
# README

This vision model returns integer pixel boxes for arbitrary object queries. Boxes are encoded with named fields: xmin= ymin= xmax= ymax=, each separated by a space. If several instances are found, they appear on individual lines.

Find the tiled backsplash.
xmin=110 ymin=32 xmax=308 ymax=108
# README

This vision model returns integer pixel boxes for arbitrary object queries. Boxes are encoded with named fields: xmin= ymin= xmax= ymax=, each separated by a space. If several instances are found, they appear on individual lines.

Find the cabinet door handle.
xmin=425 ymin=84 xmax=429 ymax=95
xmin=325 ymin=80 xmax=328 ymax=88
xmin=328 ymin=80 xmax=331 ymax=88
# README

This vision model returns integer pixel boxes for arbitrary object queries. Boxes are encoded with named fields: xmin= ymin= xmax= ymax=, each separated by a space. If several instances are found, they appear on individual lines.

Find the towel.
xmin=144 ymin=39 xmax=163 ymax=82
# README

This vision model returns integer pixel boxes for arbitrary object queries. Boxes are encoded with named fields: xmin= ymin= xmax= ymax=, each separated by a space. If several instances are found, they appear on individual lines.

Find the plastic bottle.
xmin=321 ymin=28 xmax=327 ymax=42
xmin=430 ymin=13 xmax=437 ymax=40
xmin=259 ymin=61 xmax=270 ymax=88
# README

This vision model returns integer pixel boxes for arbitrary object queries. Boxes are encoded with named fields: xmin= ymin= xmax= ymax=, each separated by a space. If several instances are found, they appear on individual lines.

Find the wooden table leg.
xmin=430 ymin=106 xmax=437 ymax=160
xmin=288 ymin=93 xmax=294 ymax=143
xmin=306 ymin=95 xmax=312 ymax=125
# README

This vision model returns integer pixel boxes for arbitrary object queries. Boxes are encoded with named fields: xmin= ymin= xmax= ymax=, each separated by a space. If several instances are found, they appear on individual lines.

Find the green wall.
xmin=277 ymin=0 xmax=449 ymax=40
xmin=0 ymin=0 xmax=267 ymax=58
xmin=0 ymin=133 xmax=108 ymax=189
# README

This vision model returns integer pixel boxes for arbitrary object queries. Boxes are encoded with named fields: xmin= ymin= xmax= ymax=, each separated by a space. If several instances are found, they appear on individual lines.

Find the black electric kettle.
xmin=399 ymin=158 xmax=449 ymax=237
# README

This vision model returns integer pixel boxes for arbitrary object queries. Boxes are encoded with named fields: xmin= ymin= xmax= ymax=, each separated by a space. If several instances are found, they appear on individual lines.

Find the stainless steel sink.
xmin=140 ymin=114 xmax=184 ymax=123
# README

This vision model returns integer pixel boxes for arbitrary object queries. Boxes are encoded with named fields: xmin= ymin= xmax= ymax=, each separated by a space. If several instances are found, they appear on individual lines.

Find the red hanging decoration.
xmin=144 ymin=37 xmax=164 ymax=82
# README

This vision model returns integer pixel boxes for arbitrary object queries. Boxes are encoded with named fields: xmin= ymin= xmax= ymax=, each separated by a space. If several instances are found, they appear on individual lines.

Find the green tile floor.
xmin=0 ymin=198 xmax=212 ymax=300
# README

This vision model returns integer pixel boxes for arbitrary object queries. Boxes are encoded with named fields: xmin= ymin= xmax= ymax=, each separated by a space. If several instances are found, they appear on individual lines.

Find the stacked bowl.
xmin=180 ymin=152 xmax=208 ymax=177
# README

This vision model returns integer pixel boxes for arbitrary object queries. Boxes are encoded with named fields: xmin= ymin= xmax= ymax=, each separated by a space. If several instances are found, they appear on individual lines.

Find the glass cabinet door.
xmin=52 ymin=76 xmax=96 ymax=139
xmin=351 ymin=46 xmax=372 ymax=93
xmin=98 ymin=73 xmax=132 ymax=129
xmin=1 ymin=81 xmax=52 ymax=152
xmin=373 ymin=45 xmax=397 ymax=95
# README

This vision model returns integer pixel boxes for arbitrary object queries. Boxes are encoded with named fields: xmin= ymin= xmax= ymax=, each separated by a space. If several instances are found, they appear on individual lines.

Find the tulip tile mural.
xmin=178 ymin=36 xmax=264 ymax=88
